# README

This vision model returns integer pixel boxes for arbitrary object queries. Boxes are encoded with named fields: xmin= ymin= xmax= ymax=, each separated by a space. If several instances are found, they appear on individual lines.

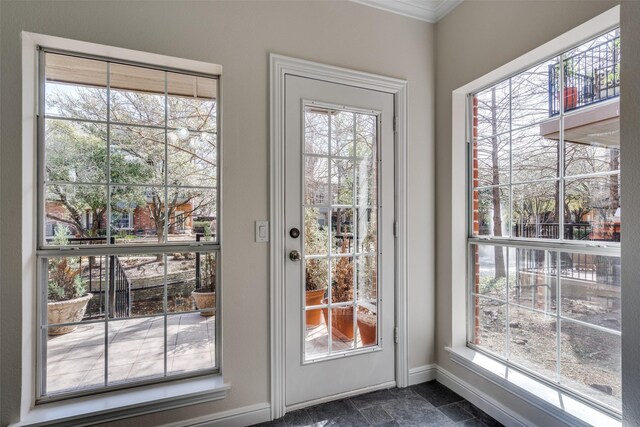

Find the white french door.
xmin=284 ymin=74 xmax=395 ymax=407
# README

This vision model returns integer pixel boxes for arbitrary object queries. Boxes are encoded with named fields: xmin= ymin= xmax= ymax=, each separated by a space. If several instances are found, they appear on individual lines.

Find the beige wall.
xmin=620 ymin=2 xmax=640 ymax=425
xmin=434 ymin=1 xmax=623 ymax=425
xmin=0 ymin=1 xmax=435 ymax=425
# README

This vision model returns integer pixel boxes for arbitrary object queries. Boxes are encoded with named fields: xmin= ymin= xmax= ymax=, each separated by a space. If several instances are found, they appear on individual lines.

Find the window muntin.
xmin=468 ymin=29 xmax=621 ymax=414
xmin=303 ymin=105 xmax=380 ymax=361
xmin=38 ymin=50 xmax=220 ymax=400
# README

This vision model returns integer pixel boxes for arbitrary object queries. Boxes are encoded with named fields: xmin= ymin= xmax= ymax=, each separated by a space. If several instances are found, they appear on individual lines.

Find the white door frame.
xmin=269 ymin=54 xmax=408 ymax=419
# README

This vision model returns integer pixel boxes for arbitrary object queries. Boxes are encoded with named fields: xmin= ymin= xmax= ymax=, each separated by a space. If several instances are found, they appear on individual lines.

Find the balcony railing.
xmin=512 ymin=222 xmax=620 ymax=242
xmin=549 ymin=35 xmax=620 ymax=116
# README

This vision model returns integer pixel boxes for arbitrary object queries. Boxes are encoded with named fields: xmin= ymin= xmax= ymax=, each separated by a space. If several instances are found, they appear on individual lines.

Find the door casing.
xmin=269 ymin=54 xmax=408 ymax=419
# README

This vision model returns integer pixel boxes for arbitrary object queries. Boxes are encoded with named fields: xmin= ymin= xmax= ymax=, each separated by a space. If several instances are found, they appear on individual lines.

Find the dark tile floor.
xmin=253 ymin=380 xmax=503 ymax=427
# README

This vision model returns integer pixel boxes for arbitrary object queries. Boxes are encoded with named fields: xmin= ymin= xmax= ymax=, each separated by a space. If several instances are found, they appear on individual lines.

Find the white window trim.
xmin=20 ymin=32 xmax=227 ymax=425
xmin=448 ymin=5 xmax=620 ymax=427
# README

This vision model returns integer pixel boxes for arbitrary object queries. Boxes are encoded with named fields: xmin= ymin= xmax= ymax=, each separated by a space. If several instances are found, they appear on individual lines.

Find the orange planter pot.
xmin=322 ymin=303 xmax=354 ymax=341
xmin=357 ymin=309 xmax=377 ymax=346
xmin=561 ymin=86 xmax=578 ymax=109
xmin=305 ymin=289 xmax=325 ymax=328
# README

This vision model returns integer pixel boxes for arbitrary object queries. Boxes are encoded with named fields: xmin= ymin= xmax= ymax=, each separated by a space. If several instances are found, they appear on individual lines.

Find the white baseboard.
xmin=158 ymin=363 xmax=559 ymax=427
xmin=161 ymin=402 xmax=271 ymax=427
xmin=286 ymin=381 xmax=396 ymax=412
xmin=408 ymin=364 xmax=437 ymax=386
xmin=435 ymin=366 xmax=530 ymax=427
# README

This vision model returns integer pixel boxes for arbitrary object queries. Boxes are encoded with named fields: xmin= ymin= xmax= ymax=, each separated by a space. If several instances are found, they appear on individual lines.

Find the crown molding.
xmin=351 ymin=0 xmax=464 ymax=23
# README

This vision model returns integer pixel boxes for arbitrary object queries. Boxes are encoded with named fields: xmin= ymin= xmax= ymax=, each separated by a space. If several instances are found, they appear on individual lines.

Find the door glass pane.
xmin=331 ymin=158 xmax=354 ymax=205
xmin=304 ymin=208 xmax=329 ymax=256
xmin=331 ymin=111 xmax=355 ymax=157
xmin=302 ymin=106 xmax=379 ymax=361
xmin=356 ymin=208 xmax=376 ymax=254
xmin=357 ymin=255 xmax=377 ymax=349
xmin=331 ymin=208 xmax=354 ymax=254
xmin=305 ymin=157 xmax=328 ymax=205
xmin=304 ymin=109 xmax=329 ymax=155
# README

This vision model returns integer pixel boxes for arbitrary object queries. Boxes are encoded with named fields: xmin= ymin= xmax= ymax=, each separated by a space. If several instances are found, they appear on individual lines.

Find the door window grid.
xmin=37 ymin=49 xmax=220 ymax=400
xmin=467 ymin=28 xmax=621 ymax=415
xmin=302 ymin=105 xmax=379 ymax=361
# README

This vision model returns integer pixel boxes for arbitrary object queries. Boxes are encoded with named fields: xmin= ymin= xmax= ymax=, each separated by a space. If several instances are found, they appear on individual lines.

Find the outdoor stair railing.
xmin=45 ymin=235 xmax=131 ymax=319
xmin=109 ymin=252 xmax=132 ymax=318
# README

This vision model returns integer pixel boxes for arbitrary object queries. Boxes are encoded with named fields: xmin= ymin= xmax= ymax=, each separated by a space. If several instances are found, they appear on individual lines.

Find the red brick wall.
xmin=132 ymin=202 xmax=193 ymax=233
xmin=47 ymin=200 xmax=194 ymax=236
xmin=472 ymin=96 xmax=481 ymax=345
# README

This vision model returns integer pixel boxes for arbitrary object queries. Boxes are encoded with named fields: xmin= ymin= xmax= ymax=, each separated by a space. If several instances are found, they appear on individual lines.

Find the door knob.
xmin=289 ymin=250 xmax=301 ymax=261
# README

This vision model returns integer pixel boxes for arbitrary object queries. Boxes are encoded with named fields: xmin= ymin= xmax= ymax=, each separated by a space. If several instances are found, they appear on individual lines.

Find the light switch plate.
xmin=255 ymin=220 xmax=269 ymax=243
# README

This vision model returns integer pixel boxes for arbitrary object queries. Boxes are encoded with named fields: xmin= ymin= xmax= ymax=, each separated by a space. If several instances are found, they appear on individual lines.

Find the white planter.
xmin=191 ymin=290 xmax=216 ymax=317
xmin=47 ymin=293 xmax=93 ymax=335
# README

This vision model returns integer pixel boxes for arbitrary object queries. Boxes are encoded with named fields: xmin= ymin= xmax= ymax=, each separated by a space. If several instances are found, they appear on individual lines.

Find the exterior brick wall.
xmin=46 ymin=201 xmax=195 ymax=237
xmin=472 ymin=96 xmax=481 ymax=345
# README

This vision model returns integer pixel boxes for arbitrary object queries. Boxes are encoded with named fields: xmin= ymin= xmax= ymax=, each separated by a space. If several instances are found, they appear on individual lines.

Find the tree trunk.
xmin=490 ymin=88 xmax=506 ymax=278
xmin=155 ymin=227 xmax=164 ymax=262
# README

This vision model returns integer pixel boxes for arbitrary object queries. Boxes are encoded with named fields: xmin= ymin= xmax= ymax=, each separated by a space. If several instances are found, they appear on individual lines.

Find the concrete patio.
xmin=305 ymin=321 xmax=367 ymax=359
xmin=46 ymin=313 xmax=215 ymax=395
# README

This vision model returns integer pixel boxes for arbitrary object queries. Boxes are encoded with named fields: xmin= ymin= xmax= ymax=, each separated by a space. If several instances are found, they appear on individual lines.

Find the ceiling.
xmin=351 ymin=0 xmax=464 ymax=23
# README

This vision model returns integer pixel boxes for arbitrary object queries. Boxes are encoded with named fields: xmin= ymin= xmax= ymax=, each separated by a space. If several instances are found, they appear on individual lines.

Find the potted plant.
xmin=323 ymin=239 xmax=355 ymax=341
xmin=305 ymin=208 xmax=328 ymax=328
xmin=192 ymin=227 xmax=216 ymax=316
xmin=47 ymin=228 xmax=92 ymax=335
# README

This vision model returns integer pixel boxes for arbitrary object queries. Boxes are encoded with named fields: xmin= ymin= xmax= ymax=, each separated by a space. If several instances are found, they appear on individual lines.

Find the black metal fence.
xmin=511 ymin=222 xmax=619 ymax=242
xmin=48 ymin=235 xmax=216 ymax=321
xmin=46 ymin=236 xmax=130 ymax=319
xmin=515 ymin=247 xmax=620 ymax=286
xmin=549 ymin=34 xmax=620 ymax=116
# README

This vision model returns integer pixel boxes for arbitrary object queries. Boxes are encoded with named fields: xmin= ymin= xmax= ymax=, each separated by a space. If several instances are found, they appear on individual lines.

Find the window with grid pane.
xmin=468 ymin=29 xmax=621 ymax=415
xmin=38 ymin=50 xmax=220 ymax=400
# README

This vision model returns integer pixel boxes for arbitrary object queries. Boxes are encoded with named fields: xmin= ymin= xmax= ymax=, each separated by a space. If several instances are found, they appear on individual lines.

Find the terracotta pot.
xmin=322 ymin=302 xmax=354 ymax=341
xmin=47 ymin=293 xmax=93 ymax=336
xmin=192 ymin=290 xmax=216 ymax=317
xmin=305 ymin=289 xmax=325 ymax=328
xmin=357 ymin=308 xmax=377 ymax=346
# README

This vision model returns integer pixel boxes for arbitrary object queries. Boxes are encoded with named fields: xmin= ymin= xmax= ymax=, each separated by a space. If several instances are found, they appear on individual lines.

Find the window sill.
xmin=446 ymin=346 xmax=620 ymax=427
xmin=11 ymin=375 xmax=229 ymax=427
